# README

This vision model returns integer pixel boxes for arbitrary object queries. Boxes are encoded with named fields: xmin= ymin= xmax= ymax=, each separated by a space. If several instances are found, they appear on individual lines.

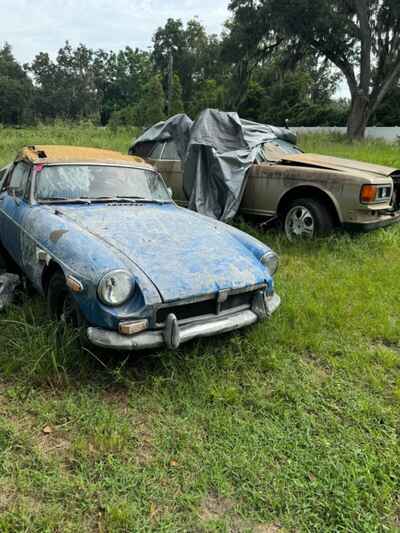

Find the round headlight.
xmin=97 ymin=270 xmax=134 ymax=307
xmin=261 ymin=251 xmax=279 ymax=276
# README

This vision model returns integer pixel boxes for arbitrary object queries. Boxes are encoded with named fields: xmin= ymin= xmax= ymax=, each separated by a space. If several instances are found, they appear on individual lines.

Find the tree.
xmin=153 ymin=18 xmax=225 ymax=109
xmin=170 ymin=74 xmax=184 ymax=115
xmin=28 ymin=43 xmax=100 ymax=121
xmin=0 ymin=44 xmax=32 ymax=124
xmin=237 ymin=52 xmax=346 ymax=126
xmin=228 ymin=0 xmax=400 ymax=139
xmin=93 ymin=47 xmax=152 ymax=124
xmin=135 ymin=75 xmax=166 ymax=127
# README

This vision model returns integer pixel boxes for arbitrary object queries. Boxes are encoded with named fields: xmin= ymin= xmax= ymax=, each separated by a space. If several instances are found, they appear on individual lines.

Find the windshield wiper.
xmin=39 ymin=197 xmax=92 ymax=204
xmin=115 ymin=196 xmax=171 ymax=204
xmin=83 ymin=196 xmax=139 ymax=204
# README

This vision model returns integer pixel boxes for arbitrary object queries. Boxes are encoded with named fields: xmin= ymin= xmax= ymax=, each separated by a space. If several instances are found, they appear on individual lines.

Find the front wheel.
xmin=47 ymin=271 xmax=87 ymax=344
xmin=283 ymin=198 xmax=334 ymax=241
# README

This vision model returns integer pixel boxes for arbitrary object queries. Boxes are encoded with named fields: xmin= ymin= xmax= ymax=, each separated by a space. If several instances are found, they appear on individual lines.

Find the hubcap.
xmin=285 ymin=206 xmax=315 ymax=240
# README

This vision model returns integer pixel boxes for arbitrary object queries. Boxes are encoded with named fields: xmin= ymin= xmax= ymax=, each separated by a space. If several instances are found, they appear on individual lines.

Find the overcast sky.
xmin=1 ymin=0 xmax=230 ymax=64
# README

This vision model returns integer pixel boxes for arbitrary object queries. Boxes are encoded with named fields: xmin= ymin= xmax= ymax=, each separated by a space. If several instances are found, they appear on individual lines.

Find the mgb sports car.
xmin=0 ymin=145 xmax=280 ymax=351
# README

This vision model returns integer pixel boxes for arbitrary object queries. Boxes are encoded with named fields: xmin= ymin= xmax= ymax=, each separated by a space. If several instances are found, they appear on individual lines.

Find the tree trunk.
xmin=347 ymin=92 xmax=370 ymax=140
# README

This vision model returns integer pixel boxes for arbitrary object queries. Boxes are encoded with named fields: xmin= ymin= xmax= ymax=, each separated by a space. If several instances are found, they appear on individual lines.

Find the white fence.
xmin=293 ymin=126 xmax=400 ymax=142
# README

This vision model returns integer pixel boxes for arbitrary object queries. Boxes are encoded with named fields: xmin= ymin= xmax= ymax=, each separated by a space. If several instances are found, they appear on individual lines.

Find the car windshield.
xmin=35 ymin=165 xmax=172 ymax=203
xmin=263 ymin=139 xmax=303 ymax=161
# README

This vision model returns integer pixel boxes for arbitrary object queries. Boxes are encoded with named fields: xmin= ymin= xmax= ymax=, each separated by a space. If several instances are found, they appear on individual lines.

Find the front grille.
xmin=156 ymin=290 xmax=257 ymax=325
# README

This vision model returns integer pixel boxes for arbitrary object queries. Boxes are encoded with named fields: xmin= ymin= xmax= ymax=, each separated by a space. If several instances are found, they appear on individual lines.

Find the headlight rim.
xmin=261 ymin=251 xmax=279 ymax=276
xmin=97 ymin=269 xmax=135 ymax=307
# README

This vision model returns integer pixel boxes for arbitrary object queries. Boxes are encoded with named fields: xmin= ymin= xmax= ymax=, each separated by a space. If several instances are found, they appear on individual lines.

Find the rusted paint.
xmin=49 ymin=229 xmax=68 ymax=243
xmin=16 ymin=145 xmax=151 ymax=169
xmin=0 ymin=173 xmax=276 ymax=335
xmin=280 ymin=153 xmax=397 ymax=177
xmin=148 ymin=143 xmax=400 ymax=227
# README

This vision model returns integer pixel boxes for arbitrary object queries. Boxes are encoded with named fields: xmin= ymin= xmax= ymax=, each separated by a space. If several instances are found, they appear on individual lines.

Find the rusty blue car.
xmin=0 ymin=145 xmax=281 ymax=350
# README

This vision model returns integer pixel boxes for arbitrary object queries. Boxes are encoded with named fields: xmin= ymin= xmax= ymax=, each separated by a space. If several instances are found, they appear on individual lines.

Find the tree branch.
xmin=310 ymin=38 xmax=358 ymax=96
xmin=354 ymin=0 xmax=371 ymax=93
xmin=370 ymin=55 xmax=400 ymax=114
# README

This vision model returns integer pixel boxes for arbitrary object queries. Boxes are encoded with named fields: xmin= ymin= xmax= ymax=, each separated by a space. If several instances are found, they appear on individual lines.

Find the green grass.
xmin=1 ymin=125 xmax=400 ymax=532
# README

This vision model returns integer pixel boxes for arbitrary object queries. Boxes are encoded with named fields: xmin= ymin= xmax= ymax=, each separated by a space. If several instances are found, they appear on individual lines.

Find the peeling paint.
xmin=49 ymin=229 xmax=68 ymax=243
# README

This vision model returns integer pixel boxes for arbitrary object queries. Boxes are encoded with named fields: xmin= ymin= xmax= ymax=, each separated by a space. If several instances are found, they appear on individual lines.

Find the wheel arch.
xmin=41 ymin=260 xmax=65 ymax=295
xmin=277 ymin=185 xmax=342 ymax=225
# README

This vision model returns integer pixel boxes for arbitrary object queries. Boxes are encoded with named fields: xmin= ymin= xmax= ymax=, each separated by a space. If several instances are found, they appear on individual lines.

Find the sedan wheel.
xmin=283 ymin=197 xmax=334 ymax=241
xmin=285 ymin=205 xmax=315 ymax=240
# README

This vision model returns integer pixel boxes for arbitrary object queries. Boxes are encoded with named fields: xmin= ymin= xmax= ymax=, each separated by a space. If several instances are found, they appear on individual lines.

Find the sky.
xmin=1 ymin=0 xmax=350 ymax=99
xmin=1 ymin=0 xmax=230 ymax=64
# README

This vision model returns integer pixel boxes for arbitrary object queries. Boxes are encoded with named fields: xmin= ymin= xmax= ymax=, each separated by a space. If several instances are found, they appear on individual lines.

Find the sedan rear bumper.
xmin=87 ymin=293 xmax=281 ymax=351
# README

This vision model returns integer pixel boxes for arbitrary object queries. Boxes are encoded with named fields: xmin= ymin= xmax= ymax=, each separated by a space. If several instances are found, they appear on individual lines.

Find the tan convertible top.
xmin=16 ymin=145 xmax=153 ymax=169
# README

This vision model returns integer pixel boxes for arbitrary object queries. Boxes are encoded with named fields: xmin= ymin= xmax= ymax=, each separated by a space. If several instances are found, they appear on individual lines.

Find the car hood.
xmin=279 ymin=153 xmax=399 ymax=178
xmin=59 ymin=204 xmax=268 ymax=302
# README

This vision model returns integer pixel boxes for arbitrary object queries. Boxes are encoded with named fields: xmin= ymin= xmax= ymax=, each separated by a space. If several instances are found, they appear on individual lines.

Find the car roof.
xmin=15 ymin=145 xmax=153 ymax=169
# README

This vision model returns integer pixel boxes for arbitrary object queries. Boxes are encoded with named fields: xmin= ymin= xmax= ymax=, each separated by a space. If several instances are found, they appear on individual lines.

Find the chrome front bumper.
xmin=87 ymin=292 xmax=281 ymax=351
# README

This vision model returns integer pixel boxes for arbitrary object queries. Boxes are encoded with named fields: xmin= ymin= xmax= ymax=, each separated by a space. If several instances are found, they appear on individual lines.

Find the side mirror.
xmin=167 ymin=187 xmax=173 ymax=198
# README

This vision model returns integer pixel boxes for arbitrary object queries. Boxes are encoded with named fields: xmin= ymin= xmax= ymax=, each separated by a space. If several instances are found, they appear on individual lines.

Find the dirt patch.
xmin=199 ymin=493 xmax=235 ymax=521
xmin=101 ymin=386 xmax=130 ymax=414
xmin=0 ymin=484 xmax=16 ymax=512
xmin=36 ymin=432 xmax=71 ymax=456
xmin=136 ymin=417 xmax=154 ymax=466
xmin=253 ymin=525 xmax=283 ymax=533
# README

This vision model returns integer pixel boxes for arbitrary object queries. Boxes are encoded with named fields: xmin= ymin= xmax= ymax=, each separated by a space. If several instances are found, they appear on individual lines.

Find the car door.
xmin=149 ymin=141 xmax=187 ymax=205
xmin=0 ymin=162 xmax=32 ymax=263
xmin=240 ymin=142 xmax=289 ymax=218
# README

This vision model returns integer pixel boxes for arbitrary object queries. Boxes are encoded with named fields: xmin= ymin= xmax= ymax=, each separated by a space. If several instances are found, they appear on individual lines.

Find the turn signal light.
xmin=119 ymin=319 xmax=149 ymax=336
xmin=360 ymin=185 xmax=377 ymax=203
xmin=66 ymin=275 xmax=84 ymax=293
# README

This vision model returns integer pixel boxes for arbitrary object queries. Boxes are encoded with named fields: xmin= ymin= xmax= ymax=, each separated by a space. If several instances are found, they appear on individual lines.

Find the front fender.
xmin=21 ymin=205 xmax=162 ymax=329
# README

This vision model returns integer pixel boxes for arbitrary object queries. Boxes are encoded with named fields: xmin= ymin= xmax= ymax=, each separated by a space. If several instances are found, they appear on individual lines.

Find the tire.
xmin=47 ymin=270 xmax=87 ymax=345
xmin=0 ymin=253 xmax=7 ymax=274
xmin=283 ymin=197 xmax=334 ymax=241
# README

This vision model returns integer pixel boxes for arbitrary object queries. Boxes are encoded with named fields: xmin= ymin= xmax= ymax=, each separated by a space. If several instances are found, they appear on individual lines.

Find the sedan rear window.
xmin=36 ymin=165 xmax=172 ymax=203
xmin=150 ymin=140 xmax=180 ymax=161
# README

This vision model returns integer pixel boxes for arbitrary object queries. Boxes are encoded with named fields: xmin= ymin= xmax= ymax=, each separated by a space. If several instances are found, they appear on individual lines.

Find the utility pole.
xmin=167 ymin=49 xmax=174 ymax=117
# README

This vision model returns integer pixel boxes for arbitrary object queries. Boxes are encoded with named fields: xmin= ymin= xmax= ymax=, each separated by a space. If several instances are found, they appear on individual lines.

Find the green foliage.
xmin=188 ymin=79 xmax=227 ymax=118
xmin=153 ymin=18 xmax=225 ymax=111
xmin=1 ymin=126 xmax=400 ymax=530
xmin=134 ymin=74 xmax=166 ymax=127
xmin=0 ymin=44 xmax=33 ymax=125
xmin=170 ymin=74 xmax=184 ymax=116
xmin=3 ymin=10 xmax=400 ymax=130
xmin=239 ymin=60 xmax=349 ymax=126
xmin=108 ymin=105 xmax=138 ymax=130
xmin=228 ymin=0 xmax=400 ymax=137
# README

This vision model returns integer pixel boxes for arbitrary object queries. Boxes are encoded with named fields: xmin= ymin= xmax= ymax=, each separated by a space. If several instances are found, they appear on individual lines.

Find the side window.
xmin=8 ymin=163 xmax=30 ymax=198
xmin=162 ymin=140 xmax=179 ymax=160
xmin=150 ymin=142 xmax=165 ymax=160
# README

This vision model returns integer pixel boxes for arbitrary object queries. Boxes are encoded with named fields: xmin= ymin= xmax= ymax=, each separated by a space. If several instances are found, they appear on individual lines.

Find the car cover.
xmin=129 ymin=113 xmax=193 ymax=161
xmin=129 ymin=109 xmax=297 ymax=221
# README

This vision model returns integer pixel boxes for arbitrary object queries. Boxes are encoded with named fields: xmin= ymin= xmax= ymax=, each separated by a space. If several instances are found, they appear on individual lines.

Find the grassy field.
xmin=0 ymin=124 xmax=400 ymax=532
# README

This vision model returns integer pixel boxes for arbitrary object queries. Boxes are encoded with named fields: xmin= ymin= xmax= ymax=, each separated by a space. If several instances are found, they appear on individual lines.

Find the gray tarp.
xmin=129 ymin=113 xmax=193 ymax=161
xmin=129 ymin=108 xmax=297 ymax=221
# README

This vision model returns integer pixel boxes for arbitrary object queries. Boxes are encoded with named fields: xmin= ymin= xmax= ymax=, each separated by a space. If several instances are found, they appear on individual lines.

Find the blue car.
xmin=0 ymin=145 xmax=281 ymax=351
